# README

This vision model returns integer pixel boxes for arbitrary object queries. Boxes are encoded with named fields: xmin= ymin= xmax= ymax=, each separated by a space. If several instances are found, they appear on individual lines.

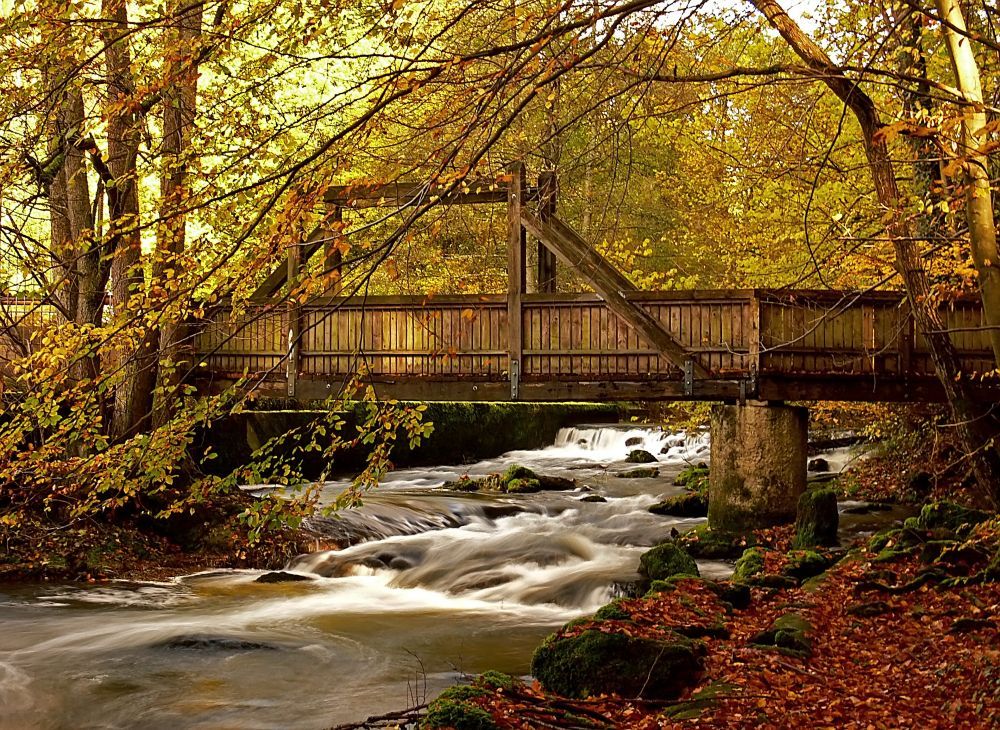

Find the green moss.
xmin=868 ymin=528 xmax=902 ymax=553
xmin=678 ymin=524 xmax=753 ymax=560
xmin=421 ymin=697 xmax=497 ymax=730
xmin=474 ymin=671 xmax=521 ymax=692
xmin=793 ymin=488 xmax=839 ymax=548
xmin=643 ymin=579 xmax=679 ymax=597
xmin=594 ymin=598 xmax=632 ymax=621
xmin=916 ymin=502 xmax=990 ymax=535
xmin=502 ymin=464 xmax=537 ymax=483
xmin=531 ymin=628 xmax=705 ymax=700
xmin=505 ymin=478 xmax=541 ymax=494
xmin=783 ymin=550 xmax=833 ymax=580
xmin=674 ymin=466 xmax=709 ymax=494
xmin=437 ymin=685 xmax=489 ymax=702
xmin=750 ymin=612 xmax=814 ymax=658
xmin=649 ymin=493 xmax=708 ymax=518
xmin=639 ymin=542 xmax=699 ymax=582
xmin=732 ymin=547 xmax=765 ymax=584
xmin=616 ymin=468 xmax=660 ymax=478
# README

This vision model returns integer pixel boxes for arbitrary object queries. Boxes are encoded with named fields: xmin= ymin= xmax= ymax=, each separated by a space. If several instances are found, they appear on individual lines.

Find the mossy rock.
xmin=502 ymin=464 xmax=537 ymax=482
xmin=915 ymin=501 xmax=990 ymax=535
xmin=639 ymin=542 xmax=699 ymax=583
xmin=783 ymin=550 xmax=833 ymax=581
xmin=674 ymin=466 xmax=709 ymax=494
xmin=678 ymin=524 xmax=753 ymax=560
xmin=732 ymin=547 xmax=766 ymax=584
xmin=617 ymin=467 xmax=660 ymax=478
xmin=625 ymin=449 xmax=658 ymax=464
xmin=579 ymin=494 xmax=607 ymax=503
xmin=793 ymin=488 xmax=839 ymax=548
xmin=750 ymin=612 xmax=813 ymax=658
xmin=475 ymin=671 xmax=521 ymax=692
xmin=505 ymin=478 xmax=542 ymax=494
xmin=421 ymin=695 xmax=496 ymax=730
xmin=531 ymin=628 xmax=705 ymax=700
xmin=594 ymin=598 xmax=632 ymax=621
xmin=535 ymin=474 xmax=576 ymax=491
xmin=709 ymin=580 xmax=752 ymax=610
xmin=649 ymin=492 xmax=708 ymax=518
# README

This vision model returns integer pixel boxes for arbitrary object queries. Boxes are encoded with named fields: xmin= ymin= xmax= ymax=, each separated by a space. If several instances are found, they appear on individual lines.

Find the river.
xmin=0 ymin=425 xmax=899 ymax=729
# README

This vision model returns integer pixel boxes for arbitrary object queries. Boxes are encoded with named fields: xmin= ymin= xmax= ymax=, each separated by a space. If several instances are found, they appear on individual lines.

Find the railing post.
xmin=507 ymin=162 xmax=526 ymax=400
xmin=748 ymin=290 xmax=762 ymax=397
xmin=899 ymin=300 xmax=913 ymax=376
xmin=538 ymin=171 xmax=557 ymax=293
xmin=287 ymin=241 xmax=302 ymax=398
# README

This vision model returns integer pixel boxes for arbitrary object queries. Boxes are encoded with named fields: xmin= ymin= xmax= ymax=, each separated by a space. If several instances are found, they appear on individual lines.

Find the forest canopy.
xmin=2 ymin=0 xmax=1000 ymax=532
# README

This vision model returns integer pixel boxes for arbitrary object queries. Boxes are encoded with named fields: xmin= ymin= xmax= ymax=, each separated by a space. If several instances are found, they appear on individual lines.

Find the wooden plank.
xmin=520 ymin=210 xmax=711 ymax=378
xmin=507 ymin=162 xmax=527 ymax=398
xmin=537 ymin=172 xmax=557 ymax=292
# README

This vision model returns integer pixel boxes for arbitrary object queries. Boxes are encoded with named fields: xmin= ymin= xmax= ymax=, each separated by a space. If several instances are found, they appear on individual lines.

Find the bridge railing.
xmin=3 ymin=290 xmax=993 ymax=402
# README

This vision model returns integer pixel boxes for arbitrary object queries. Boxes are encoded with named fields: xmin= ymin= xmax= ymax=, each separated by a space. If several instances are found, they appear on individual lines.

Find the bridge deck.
xmin=192 ymin=289 xmax=997 ymax=403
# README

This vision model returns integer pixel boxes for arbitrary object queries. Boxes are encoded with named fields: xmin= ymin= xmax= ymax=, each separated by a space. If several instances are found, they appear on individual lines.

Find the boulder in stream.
xmin=442 ymin=465 xmax=575 ymax=494
xmin=616 ymin=467 xmax=659 ymax=478
xmin=255 ymin=571 xmax=313 ymax=584
xmin=649 ymin=492 xmax=708 ymax=518
xmin=639 ymin=542 xmax=699 ymax=584
xmin=625 ymin=449 xmax=658 ymax=464
xmin=807 ymin=457 xmax=830 ymax=472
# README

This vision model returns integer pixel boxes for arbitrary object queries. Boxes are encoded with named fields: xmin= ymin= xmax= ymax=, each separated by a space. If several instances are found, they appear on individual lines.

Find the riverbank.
xmin=418 ymin=508 xmax=1000 ymax=729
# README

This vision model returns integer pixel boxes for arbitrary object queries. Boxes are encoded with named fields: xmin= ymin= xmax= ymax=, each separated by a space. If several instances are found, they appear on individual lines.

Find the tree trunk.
xmin=102 ymin=0 xmax=155 ymax=441
xmin=934 ymin=0 xmax=1000 ymax=364
xmin=749 ymin=0 xmax=1000 ymax=505
xmin=151 ymin=0 xmax=204 ymax=428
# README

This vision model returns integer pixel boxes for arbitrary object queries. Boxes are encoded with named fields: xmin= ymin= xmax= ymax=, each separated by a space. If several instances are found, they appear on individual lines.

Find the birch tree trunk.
xmin=933 ymin=0 xmax=1000 ymax=364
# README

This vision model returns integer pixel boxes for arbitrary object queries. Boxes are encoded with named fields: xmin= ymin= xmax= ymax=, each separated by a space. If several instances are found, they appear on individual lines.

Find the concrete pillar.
xmin=708 ymin=402 xmax=807 ymax=533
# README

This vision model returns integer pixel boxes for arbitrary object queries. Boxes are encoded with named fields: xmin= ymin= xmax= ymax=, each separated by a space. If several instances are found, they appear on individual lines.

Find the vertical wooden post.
xmin=748 ymin=290 xmax=762 ymax=396
xmin=538 ymin=171 xmax=557 ymax=293
xmin=507 ymin=162 xmax=526 ymax=400
xmin=286 ymin=241 xmax=302 ymax=398
xmin=323 ymin=203 xmax=343 ymax=296
xmin=899 ymin=301 xmax=913 ymax=375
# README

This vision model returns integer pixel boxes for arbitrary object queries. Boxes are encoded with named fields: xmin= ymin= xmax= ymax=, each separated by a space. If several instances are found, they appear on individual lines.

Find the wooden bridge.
xmin=193 ymin=288 xmax=996 ymax=403
xmin=3 ymin=165 xmax=998 ymax=404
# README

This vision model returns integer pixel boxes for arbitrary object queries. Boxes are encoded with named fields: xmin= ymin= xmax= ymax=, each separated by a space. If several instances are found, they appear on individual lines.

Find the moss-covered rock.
xmin=750 ymin=613 xmax=813 ymax=658
xmin=505 ymin=478 xmax=542 ymax=494
xmin=475 ymin=671 xmax=522 ymax=692
xmin=625 ymin=449 xmax=658 ymax=464
xmin=421 ymin=693 xmax=496 ymax=730
xmin=783 ymin=550 xmax=833 ymax=581
xmin=678 ymin=524 xmax=754 ymax=560
xmin=732 ymin=547 xmax=766 ymax=584
xmin=639 ymin=542 xmax=699 ymax=583
xmin=531 ymin=628 xmax=705 ymax=700
xmin=649 ymin=493 xmax=708 ymax=518
xmin=616 ymin=467 xmax=660 ymax=478
xmin=793 ymin=488 xmax=839 ymax=548
xmin=916 ymin=501 xmax=990 ymax=534
xmin=443 ymin=465 xmax=574 ymax=494
xmin=674 ymin=465 xmax=709 ymax=494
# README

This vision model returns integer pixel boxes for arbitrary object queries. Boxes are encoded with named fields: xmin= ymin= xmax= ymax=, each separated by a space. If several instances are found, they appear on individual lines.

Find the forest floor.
xmin=411 ymin=437 xmax=1000 ymax=730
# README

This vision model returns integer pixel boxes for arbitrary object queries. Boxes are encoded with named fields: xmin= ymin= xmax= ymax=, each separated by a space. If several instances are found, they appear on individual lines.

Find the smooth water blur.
xmin=0 ymin=425 xmax=894 ymax=729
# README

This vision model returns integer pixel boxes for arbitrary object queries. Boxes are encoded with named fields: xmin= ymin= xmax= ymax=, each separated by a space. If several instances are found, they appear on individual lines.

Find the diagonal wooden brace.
xmin=520 ymin=209 xmax=712 ymax=379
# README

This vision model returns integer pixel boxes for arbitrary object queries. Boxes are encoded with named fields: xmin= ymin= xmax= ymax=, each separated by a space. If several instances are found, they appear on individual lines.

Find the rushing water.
xmin=0 ymin=425 xmax=898 ymax=729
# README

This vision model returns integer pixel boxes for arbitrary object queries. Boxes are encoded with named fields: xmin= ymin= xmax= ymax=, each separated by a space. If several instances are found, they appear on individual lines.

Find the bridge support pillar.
xmin=708 ymin=402 xmax=807 ymax=533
